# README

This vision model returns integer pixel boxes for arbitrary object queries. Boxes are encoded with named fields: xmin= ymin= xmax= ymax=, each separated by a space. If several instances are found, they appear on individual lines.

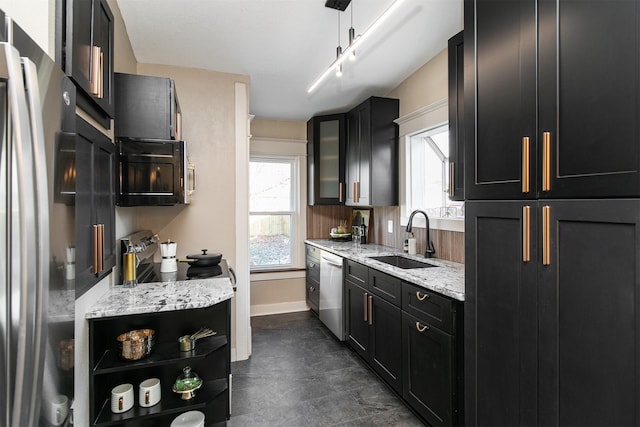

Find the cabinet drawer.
xmin=306 ymin=256 xmax=320 ymax=283
xmin=306 ymin=280 xmax=319 ymax=314
xmin=369 ymin=269 xmax=401 ymax=307
xmin=402 ymin=282 xmax=453 ymax=334
xmin=345 ymin=260 xmax=368 ymax=286
xmin=306 ymin=244 xmax=320 ymax=261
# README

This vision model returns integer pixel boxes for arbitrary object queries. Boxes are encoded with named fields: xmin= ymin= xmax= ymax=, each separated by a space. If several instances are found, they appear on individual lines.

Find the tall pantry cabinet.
xmin=464 ymin=0 xmax=640 ymax=425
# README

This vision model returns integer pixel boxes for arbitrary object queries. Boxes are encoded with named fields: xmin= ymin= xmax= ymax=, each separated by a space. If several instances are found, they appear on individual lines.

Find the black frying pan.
xmin=186 ymin=249 xmax=222 ymax=267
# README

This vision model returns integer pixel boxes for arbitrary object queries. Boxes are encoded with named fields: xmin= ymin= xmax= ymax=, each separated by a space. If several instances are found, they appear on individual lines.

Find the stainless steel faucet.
xmin=406 ymin=210 xmax=436 ymax=258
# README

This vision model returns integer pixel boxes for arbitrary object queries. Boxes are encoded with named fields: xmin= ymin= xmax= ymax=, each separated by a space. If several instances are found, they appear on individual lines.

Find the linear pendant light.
xmin=307 ymin=0 xmax=405 ymax=93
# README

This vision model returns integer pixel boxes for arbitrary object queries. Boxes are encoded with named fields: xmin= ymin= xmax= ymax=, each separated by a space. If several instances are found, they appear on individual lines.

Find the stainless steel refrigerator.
xmin=0 ymin=12 xmax=77 ymax=427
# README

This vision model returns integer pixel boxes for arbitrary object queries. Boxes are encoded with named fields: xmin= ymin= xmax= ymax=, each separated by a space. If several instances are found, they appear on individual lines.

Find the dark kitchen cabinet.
xmin=448 ymin=30 xmax=464 ymax=201
xmin=346 ymin=96 xmax=399 ymax=206
xmin=63 ymin=0 xmax=114 ymax=127
xmin=465 ymin=0 xmax=640 ymax=200
xmin=464 ymin=201 xmax=538 ymax=425
xmin=88 ymin=300 xmax=231 ymax=426
xmin=402 ymin=282 xmax=463 ymax=427
xmin=114 ymin=73 xmax=182 ymax=140
xmin=75 ymin=116 xmax=116 ymax=297
xmin=305 ymin=244 xmax=320 ymax=314
xmin=537 ymin=200 xmax=640 ymax=426
xmin=465 ymin=199 xmax=640 ymax=425
xmin=402 ymin=312 xmax=454 ymax=427
xmin=307 ymin=114 xmax=347 ymax=205
xmin=345 ymin=277 xmax=402 ymax=394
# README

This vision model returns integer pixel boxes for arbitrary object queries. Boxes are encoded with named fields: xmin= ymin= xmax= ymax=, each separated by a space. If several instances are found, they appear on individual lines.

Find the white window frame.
xmin=249 ymin=155 xmax=301 ymax=272
xmin=396 ymin=98 xmax=464 ymax=232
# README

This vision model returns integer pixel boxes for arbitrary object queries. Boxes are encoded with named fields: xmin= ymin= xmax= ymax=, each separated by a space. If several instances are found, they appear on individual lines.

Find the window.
xmin=249 ymin=157 xmax=297 ymax=270
xmin=405 ymin=124 xmax=464 ymax=221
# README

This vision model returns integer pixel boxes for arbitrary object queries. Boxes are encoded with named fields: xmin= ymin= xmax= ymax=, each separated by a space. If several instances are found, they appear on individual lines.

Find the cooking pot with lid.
xmin=186 ymin=249 xmax=222 ymax=267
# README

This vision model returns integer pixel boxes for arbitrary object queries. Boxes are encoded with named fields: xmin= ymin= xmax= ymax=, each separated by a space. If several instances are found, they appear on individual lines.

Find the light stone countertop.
xmin=305 ymin=239 xmax=465 ymax=301
xmin=85 ymin=277 xmax=234 ymax=319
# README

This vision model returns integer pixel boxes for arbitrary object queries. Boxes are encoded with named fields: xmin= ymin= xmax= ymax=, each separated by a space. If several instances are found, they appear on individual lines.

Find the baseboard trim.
xmin=250 ymin=301 xmax=310 ymax=317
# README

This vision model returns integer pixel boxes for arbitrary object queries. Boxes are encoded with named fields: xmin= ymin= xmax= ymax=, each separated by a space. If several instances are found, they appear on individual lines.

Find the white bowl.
xmin=170 ymin=410 xmax=205 ymax=427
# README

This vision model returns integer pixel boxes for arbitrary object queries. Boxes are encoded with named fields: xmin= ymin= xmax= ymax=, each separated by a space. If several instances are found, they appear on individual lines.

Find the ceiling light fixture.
xmin=336 ymin=12 xmax=343 ymax=77
xmin=308 ymin=0 xmax=405 ymax=93
xmin=348 ymin=1 xmax=356 ymax=61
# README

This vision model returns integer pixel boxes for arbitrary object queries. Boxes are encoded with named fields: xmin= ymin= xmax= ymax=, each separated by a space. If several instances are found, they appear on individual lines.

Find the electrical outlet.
xmin=387 ymin=220 xmax=394 ymax=233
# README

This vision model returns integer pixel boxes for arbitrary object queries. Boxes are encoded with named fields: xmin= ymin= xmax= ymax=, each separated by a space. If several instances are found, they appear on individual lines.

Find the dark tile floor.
xmin=229 ymin=311 xmax=424 ymax=426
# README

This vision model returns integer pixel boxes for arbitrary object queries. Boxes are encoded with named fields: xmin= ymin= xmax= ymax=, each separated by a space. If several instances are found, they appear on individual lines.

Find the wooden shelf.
xmin=93 ymin=335 xmax=228 ymax=374
xmin=93 ymin=378 xmax=227 ymax=426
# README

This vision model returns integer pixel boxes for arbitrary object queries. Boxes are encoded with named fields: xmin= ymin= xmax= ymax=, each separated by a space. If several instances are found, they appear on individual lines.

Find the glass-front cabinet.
xmin=307 ymin=113 xmax=346 ymax=205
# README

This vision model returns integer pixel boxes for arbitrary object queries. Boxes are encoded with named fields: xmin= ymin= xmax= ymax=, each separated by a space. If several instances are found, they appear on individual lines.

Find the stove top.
xmin=120 ymin=230 xmax=231 ymax=285
xmin=145 ymin=260 xmax=229 ymax=283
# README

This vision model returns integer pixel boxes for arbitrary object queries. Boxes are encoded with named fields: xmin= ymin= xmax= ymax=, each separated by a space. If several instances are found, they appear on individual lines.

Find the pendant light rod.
xmin=308 ymin=0 xmax=405 ymax=93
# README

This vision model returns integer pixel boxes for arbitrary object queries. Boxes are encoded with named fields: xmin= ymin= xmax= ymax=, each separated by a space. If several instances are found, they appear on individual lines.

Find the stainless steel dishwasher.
xmin=319 ymin=250 xmax=345 ymax=340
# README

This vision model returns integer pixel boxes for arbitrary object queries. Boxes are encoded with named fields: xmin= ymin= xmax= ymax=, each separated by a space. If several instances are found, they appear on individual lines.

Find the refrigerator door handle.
xmin=22 ymin=56 xmax=50 ymax=426
xmin=0 ymin=42 xmax=39 ymax=427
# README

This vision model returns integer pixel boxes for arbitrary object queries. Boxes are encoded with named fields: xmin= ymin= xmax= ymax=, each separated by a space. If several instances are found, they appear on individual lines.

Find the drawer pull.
xmin=363 ymin=292 xmax=368 ymax=322
xmin=416 ymin=322 xmax=430 ymax=333
xmin=416 ymin=291 xmax=429 ymax=301
xmin=368 ymin=295 xmax=373 ymax=326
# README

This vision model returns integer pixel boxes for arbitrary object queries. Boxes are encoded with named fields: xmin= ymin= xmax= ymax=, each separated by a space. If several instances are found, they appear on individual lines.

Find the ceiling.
xmin=116 ymin=0 xmax=463 ymax=121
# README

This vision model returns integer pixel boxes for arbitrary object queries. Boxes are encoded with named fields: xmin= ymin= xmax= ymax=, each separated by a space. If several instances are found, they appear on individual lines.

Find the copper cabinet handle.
xmin=187 ymin=164 xmax=196 ymax=196
xmin=368 ymin=295 xmax=373 ymax=326
xmin=363 ymin=292 xmax=368 ymax=322
xmin=522 ymin=137 xmax=530 ymax=193
xmin=93 ymin=225 xmax=99 ymax=273
xmin=98 ymin=50 xmax=104 ymax=99
xmin=449 ymin=162 xmax=455 ymax=198
xmin=176 ymin=111 xmax=182 ymax=140
xmin=416 ymin=322 xmax=430 ymax=333
xmin=416 ymin=291 xmax=429 ymax=301
xmin=542 ymin=132 xmax=551 ymax=192
xmin=90 ymin=46 xmax=99 ymax=96
xmin=522 ymin=206 xmax=531 ymax=263
xmin=542 ymin=206 xmax=551 ymax=265
xmin=450 ymin=163 xmax=455 ymax=197
xmin=98 ymin=224 xmax=105 ymax=272
xmin=339 ymin=182 xmax=343 ymax=202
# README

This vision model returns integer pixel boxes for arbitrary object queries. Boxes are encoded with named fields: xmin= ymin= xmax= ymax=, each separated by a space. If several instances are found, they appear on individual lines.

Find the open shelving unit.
xmin=88 ymin=302 xmax=231 ymax=426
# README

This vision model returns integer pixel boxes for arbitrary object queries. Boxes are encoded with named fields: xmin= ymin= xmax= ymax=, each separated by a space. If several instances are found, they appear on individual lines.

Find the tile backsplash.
xmin=306 ymin=205 xmax=464 ymax=264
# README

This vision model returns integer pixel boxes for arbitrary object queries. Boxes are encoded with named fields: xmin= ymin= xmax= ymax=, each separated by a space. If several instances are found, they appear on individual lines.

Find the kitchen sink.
xmin=369 ymin=255 xmax=437 ymax=269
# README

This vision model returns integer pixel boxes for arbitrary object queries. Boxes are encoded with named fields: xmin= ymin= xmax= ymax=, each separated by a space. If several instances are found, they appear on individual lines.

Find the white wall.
xmin=0 ymin=0 xmax=52 ymax=54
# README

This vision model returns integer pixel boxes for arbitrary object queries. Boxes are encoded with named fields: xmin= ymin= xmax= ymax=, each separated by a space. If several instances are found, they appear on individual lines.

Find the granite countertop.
xmin=85 ymin=277 xmax=234 ymax=319
xmin=305 ymin=239 xmax=465 ymax=301
xmin=49 ymin=289 xmax=75 ymax=323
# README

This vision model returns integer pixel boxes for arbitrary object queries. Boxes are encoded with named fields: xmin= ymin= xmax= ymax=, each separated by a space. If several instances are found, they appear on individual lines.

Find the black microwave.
xmin=117 ymin=138 xmax=194 ymax=206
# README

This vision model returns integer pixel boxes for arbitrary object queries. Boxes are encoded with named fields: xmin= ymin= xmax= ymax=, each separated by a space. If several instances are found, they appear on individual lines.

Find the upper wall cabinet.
xmin=465 ymin=0 xmax=640 ymax=200
xmin=307 ymin=113 xmax=347 ymax=205
xmin=448 ymin=30 xmax=464 ymax=201
xmin=346 ymin=96 xmax=399 ymax=207
xmin=114 ymin=73 xmax=182 ymax=140
xmin=63 ymin=0 xmax=114 ymax=127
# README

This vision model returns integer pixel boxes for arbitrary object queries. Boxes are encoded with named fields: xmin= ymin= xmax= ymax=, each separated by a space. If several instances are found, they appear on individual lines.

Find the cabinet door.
xmin=346 ymin=104 xmax=370 ymax=206
xmin=464 ymin=0 xmax=537 ymax=200
xmin=538 ymin=1 xmax=640 ymax=198
xmin=307 ymin=114 xmax=346 ymax=205
xmin=93 ymin=135 xmax=116 ymax=275
xmin=91 ymin=0 xmax=114 ymax=117
xmin=75 ymin=117 xmax=115 ymax=297
xmin=345 ymin=280 xmax=369 ymax=359
xmin=402 ymin=311 xmax=453 ymax=427
xmin=448 ymin=30 xmax=464 ymax=201
xmin=465 ymin=201 xmax=538 ymax=425
xmin=369 ymin=295 xmax=402 ymax=393
xmin=74 ymin=124 xmax=95 ymax=296
xmin=67 ymin=0 xmax=92 ymax=92
xmin=538 ymin=200 xmax=640 ymax=426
